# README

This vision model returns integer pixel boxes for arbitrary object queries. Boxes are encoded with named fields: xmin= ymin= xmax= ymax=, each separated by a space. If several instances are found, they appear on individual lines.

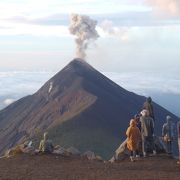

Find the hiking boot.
xmin=153 ymin=150 xmax=157 ymax=155
xmin=143 ymin=152 xmax=147 ymax=157
xmin=130 ymin=156 xmax=134 ymax=162
xmin=135 ymin=155 xmax=140 ymax=160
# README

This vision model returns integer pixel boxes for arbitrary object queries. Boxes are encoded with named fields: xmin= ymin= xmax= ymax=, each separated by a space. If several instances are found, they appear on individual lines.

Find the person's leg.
xmin=178 ymin=137 xmax=180 ymax=160
xmin=165 ymin=141 xmax=168 ymax=153
xmin=135 ymin=149 xmax=140 ymax=158
xmin=177 ymin=137 xmax=180 ymax=165
xmin=142 ymin=136 xmax=147 ymax=157
xmin=151 ymin=136 xmax=157 ymax=155
xmin=130 ymin=151 xmax=134 ymax=162
xmin=168 ymin=141 xmax=172 ymax=154
xmin=166 ymin=140 xmax=172 ymax=154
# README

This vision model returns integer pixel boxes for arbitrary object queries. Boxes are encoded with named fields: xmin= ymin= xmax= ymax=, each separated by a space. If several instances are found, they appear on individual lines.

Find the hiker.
xmin=162 ymin=116 xmax=175 ymax=155
xmin=143 ymin=97 xmax=154 ymax=120
xmin=134 ymin=114 xmax=141 ymax=131
xmin=126 ymin=119 xmax=141 ymax=162
xmin=177 ymin=121 xmax=180 ymax=165
xmin=21 ymin=140 xmax=34 ymax=153
xmin=140 ymin=109 xmax=156 ymax=157
xmin=39 ymin=132 xmax=54 ymax=153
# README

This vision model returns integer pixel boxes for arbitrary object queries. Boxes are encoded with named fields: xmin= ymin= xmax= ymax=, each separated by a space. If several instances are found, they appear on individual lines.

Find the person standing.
xmin=143 ymin=97 xmax=154 ymax=120
xmin=162 ymin=116 xmax=175 ymax=155
xmin=177 ymin=121 xmax=180 ymax=165
xmin=140 ymin=109 xmax=156 ymax=157
xmin=126 ymin=119 xmax=141 ymax=162
xmin=134 ymin=114 xmax=141 ymax=131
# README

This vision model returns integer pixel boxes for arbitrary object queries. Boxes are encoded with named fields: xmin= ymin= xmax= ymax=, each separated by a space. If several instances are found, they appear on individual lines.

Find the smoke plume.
xmin=69 ymin=14 xmax=99 ymax=59
xmin=100 ymin=20 xmax=129 ymax=42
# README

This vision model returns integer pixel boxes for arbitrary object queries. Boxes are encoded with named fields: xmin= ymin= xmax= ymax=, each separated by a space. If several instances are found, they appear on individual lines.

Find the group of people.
xmin=27 ymin=96 xmax=180 ymax=165
xmin=126 ymin=97 xmax=180 ymax=164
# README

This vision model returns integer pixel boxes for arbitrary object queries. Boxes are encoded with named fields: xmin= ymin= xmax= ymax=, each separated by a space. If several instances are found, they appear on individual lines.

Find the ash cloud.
xmin=69 ymin=13 xmax=99 ymax=59
xmin=100 ymin=20 xmax=129 ymax=42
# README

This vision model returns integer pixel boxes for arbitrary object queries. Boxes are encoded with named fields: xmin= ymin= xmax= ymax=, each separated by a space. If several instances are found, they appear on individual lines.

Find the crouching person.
xmin=39 ymin=132 xmax=54 ymax=153
xmin=126 ymin=119 xmax=141 ymax=162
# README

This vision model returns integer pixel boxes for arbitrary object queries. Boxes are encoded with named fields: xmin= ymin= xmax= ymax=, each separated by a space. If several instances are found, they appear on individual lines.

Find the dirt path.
xmin=0 ymin=154 xmax=179 ymax=180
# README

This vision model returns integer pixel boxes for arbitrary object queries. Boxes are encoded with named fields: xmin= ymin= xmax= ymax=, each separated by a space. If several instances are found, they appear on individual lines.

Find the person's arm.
xmin=151 ymin=104 xmax=155 ymax=119
xmin=126 ymin=127 xmax=130 ymax=138
xmin=150 ymin=119 xmax=154 ymax=135
xmin=140 ymin=117 xmax=144 ymax=134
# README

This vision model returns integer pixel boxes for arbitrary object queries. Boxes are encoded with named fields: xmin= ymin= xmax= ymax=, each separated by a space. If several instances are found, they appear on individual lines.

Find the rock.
xmin=66 ymin=147 xmax=81 ymax=155
xmin=95 ymin=155 xmax=103 ymax=161
xmin=53 ymin=147 xmax=68 ymax=155
xmin=83 ymin=151 xmax=96 ymax=160
xmin=109 ymin=136 xmax=166 ymax=162
xmin=154 ymin=136 xmax=166 ymax=153
xmin=109 ymin=139 xmax=129 ymax=163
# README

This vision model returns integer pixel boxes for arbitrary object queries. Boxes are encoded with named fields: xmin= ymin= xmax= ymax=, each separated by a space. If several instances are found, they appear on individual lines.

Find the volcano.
xmin=0 ymin=59 xmax=178 ymax=158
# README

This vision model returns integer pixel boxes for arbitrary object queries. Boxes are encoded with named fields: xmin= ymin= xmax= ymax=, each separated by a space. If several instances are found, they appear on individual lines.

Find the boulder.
xmin=83 ymin=151 xmax=103 ymax=161
xmin=109 ymin=136 xmax=166 ymax=162
xmin=83 ymin=151 xmax=96 ymax=160
xmin=66 ymin=147 xmax=81 ymax=155
xmin=109 ymin=139 xmax=129 ymax=163
xmin=53 ymin=147 xmax=69 ymax=155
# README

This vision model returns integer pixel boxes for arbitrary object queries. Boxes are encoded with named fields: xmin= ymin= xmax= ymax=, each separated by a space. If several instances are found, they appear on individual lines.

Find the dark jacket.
xmin=140 ymin=116 xmax=154 ymax=137
xmin=143 ymin=97 xmax=154 ymax=119
xmin=162 ymin=116 xmax=174 ymax=139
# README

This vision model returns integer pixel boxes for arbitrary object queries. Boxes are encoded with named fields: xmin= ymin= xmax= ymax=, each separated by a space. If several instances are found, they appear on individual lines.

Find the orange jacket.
xmin=126 ymin=119 xmax=141 ymax=151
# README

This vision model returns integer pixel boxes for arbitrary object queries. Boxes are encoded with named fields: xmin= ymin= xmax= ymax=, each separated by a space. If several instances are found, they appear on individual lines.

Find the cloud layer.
xmin=0 ymin=71 xmax=180 ymax=116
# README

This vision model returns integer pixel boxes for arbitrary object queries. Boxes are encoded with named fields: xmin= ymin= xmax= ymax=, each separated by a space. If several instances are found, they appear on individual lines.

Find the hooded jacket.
xmin=162 ymin=116 xmax=174 ymax=139
xmin=140 ymin=113 xmax=154 ymax=137
xmin=126 ymin=119 xmax=141 ymax=151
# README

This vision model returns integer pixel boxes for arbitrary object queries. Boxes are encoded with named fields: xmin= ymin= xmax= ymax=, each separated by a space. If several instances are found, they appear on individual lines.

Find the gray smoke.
xmin=100 ymin=20 xmax=129 ymax=42
xmin=69 ymin=13 xmax=99 ymax=60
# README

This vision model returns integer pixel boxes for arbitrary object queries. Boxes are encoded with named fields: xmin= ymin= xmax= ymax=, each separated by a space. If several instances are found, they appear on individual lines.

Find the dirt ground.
xmin=0 ymin=154 xmax=179 ymax=180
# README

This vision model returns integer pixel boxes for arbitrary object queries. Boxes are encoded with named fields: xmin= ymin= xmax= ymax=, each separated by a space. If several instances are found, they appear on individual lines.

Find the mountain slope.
xmin=0 ymin=59 xmax=178 ymax=158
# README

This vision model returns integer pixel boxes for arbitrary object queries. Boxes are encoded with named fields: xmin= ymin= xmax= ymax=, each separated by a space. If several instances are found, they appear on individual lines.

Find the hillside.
xmin=0 ymin=59 xmax=179 ymax=158
xmin=0 ymin=154 xmax=179 ymax=180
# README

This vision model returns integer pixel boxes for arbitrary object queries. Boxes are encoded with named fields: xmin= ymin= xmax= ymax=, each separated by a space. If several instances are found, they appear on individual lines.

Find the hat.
xmin=147 ymin=97 xmax=152 ymax=103
xmin=166 ymin=115 xmax=171 ymax=121
xmin=130 ymin=119 xmax=136 ymax=126
xmin=141 ymin=110 xmax=148 ymax=117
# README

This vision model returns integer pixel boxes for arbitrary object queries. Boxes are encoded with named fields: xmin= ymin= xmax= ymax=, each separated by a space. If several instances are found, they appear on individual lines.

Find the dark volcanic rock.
xmin=0 ymin=59 xmax=179 ymax=158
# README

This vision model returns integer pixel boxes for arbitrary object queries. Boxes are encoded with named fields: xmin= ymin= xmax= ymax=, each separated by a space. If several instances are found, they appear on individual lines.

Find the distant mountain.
xmin=0 ymin=59 xmax=178 ymax=158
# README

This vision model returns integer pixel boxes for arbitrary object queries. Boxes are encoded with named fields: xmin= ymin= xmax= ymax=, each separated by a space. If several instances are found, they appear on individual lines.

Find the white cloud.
xmin=1 ymin=70 xmax=180 ymax=116
xmin=103 ymin=72 xmax=180 ymax=95
xmin=146 ymin=0 xmax=180 ymax=17
xmin=99 ymin=20 xmax=130 ymax=42
xmin=3 ymin=98 xmax=15 ymax=105
xmin=0 ymin=20 xmax=69 ymax=36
